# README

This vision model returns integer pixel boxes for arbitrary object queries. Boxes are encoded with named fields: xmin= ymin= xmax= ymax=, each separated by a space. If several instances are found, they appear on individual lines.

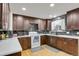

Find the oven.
xmin=29 ymin=32 xmax=40 ymax=48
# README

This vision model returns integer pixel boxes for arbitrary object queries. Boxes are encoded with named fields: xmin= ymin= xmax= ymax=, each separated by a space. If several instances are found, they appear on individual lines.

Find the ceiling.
xmin=10 ymin=3 xmax=79 ymax=19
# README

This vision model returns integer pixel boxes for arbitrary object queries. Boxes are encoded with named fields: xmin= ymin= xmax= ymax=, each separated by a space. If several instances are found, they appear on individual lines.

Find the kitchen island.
xmin=0 ymin=37 xmax=22 ymax=56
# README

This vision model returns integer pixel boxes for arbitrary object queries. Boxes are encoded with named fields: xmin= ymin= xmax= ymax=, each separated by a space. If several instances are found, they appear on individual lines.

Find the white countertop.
xmin=0 ymin=38 xmax=22 ymax=56
xmin=16 ymin=34 xmax=79 ymax=39
xmin=17 ymin=35 xmax=31 ymax=38
xmin=40 ymin=34 xmax=79 ymax=39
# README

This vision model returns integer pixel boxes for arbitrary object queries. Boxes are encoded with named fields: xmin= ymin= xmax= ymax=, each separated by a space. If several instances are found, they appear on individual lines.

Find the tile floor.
xmin=21 ymin=45 xmax=72 ymax=56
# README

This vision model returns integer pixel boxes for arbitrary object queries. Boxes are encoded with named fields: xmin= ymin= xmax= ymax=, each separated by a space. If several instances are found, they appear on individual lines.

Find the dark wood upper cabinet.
xmin=16 ymin=16 xmax=24 ymax=30
xmin=39 ymin=20 xmax=46 ymax=31
xmin=13 ymin=15 xmax=17 ymax=30
xmin=13 ymin=15 xmax=24 ymax=31
xmin=13 ymin=14 xmax=47 ymax=31
xmin=47 ymin=20 xmax=51 ymax=31
xmin=24 ymin=18 xmax=30 ymax=30
xmin=67 ymin=8 xmax=79 ymax=30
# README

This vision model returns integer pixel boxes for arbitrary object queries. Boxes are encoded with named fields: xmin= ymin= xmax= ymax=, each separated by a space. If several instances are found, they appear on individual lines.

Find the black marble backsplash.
xmin=56 ymin=31 xmax=79 ymax=36
xmin=13 ymin=30 xmax=29 ymax=36
xmin=0 ymin=30 xmax=79 ymax=39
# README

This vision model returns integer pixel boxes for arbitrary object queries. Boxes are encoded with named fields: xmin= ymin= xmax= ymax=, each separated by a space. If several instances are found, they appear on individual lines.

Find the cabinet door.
xmin=27 ymin=37 xmax=31 ymax=49
xmin=46 ymin=36 xmax=51 ymax=46
xmin=48 ymin=36 xmax=52 ymax=46
xmin=18 ymin=37 xmax=31 ymax=50
xmin=73 ymin=10 xmax=79 ymax=30
xmin=67 ymin=12 xmax=73 ymax=30
xmin=47 ymin=20 xmax=51 ymax=30
xmin=13 ymin=16 xmax=17 ymax=30
xmin=24 ymin=19 xmax=30 ymax=30
xmin=64 ymin=39 xmax=78 ymax=55
xmin=51 ymin=36 xmax=57 ymax=47
xmin=16 ymin=16 xmax=24 ymax=30
xmin=56 ymin=37 xmax=64 ymax=50
xmin=18 ymin=38 xmax=27 ymax=50
xmin=67 ymin=8 xmax=79 ymax=30
xmin=41 ymin=35 xmax=47 ymax=45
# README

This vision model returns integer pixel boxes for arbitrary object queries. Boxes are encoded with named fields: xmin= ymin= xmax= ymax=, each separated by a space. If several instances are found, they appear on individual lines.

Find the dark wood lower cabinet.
xmin=46 ymin=36 xmax=51 ymax=46
xmin=47 ymin=36 xmax=57 ymax=47
xmin=41 ymin=35 xmax=47 ymax=45
xmin=52 ymin=37 xmax=78 ymax=56
xmin=56 ymin=37 xmax=64 ymax=50
xmin=18 ymin=37 xmax=31 ymax=50
xmin=51 ymin=36 xmax=57 ymax=47
xmin=41 ymin=35 xmax=78 ymax=56
xmin=63 ymin=38 xmax=78 ymax=56
xmin=17 ymin=35 xmax=78 ymax=56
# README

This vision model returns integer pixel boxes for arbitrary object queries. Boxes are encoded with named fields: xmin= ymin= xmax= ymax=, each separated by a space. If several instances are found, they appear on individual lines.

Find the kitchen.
xmin=0 ymin=3 xmax=79 ymax=56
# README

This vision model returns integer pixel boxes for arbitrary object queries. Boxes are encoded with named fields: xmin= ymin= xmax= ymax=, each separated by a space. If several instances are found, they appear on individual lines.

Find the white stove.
xmin=29 ymin=32 xmax=40 ymax=48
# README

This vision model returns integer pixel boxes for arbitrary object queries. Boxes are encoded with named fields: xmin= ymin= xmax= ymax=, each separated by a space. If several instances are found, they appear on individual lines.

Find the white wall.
xmin=51 ymin=19 xmax=65 ymax=31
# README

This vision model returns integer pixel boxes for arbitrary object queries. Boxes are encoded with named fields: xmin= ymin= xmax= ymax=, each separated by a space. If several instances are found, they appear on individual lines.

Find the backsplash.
xmin=0 ymin=31 xmax=13 ymax=40
xmin=13 ymin=30 xmax=29 ymax=36
xmin=0 ymin=30 xmax=79 ymax=40
xmin=56 ymin=30 xmax=79 ymax=36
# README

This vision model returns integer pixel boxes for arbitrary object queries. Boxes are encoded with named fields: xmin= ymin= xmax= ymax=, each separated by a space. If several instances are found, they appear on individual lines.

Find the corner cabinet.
xmin=67 ymin=8 xmax=79 ymax=30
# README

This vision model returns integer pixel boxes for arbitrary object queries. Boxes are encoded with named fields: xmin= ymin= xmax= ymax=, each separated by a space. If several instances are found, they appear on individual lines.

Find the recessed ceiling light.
xmin=22 ymin=7 xmax=26 ymax=11
xmin=50 ymin=3 xmax=55 ymax=7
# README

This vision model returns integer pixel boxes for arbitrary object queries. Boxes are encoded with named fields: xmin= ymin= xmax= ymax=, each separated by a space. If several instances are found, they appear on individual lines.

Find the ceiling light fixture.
xmin=50 ymin=3 xmax=55 ymax=7
xmin=22 ymin=7 xmax=26 ymax=11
